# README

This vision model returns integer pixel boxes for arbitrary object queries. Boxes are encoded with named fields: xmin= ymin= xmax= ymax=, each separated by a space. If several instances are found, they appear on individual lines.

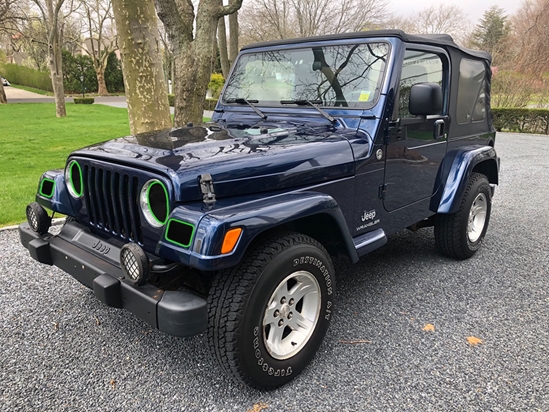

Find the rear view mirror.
xmin=409 ymin=83 xmax=442 ymax=116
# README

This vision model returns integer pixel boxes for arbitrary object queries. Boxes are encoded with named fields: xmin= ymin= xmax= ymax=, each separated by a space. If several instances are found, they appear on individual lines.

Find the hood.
xmin=72 ymin=122 xmax=359 ymax=202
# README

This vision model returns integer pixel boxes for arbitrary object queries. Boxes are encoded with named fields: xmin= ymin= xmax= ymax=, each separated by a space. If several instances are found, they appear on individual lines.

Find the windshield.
xmin=222 ymin=42 xmax=389 ymax=109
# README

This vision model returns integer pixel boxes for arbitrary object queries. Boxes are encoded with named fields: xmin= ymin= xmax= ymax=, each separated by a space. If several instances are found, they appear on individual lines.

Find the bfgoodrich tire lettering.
xmin=435 ymin=172 xmax=492 ymax=259
xmin=207 ymin=231 xmax=334 ymax=389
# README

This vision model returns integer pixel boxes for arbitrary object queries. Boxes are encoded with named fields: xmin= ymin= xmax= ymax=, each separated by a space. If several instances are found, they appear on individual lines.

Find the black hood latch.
xmin=199 ymin=173 xmax=216 ymax=207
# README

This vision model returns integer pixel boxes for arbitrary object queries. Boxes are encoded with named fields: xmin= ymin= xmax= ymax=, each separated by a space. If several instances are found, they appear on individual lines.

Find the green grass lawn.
xmin=0 ymin=103 xmax=130 ymax=226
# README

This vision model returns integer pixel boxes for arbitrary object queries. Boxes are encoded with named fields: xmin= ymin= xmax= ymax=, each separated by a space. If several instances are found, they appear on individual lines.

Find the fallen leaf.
xmin=109 ymin=380 xmax=116 ymax=389
xmin=422 ymin=323 xmax=435 ymax=332
xmin=247 ymin=402 xmax=268 ymax=412
xmin=52 ymin=322 xmax=59 ymax=331
xmin=339 ymin=339 xmax=372 ymax=344
xmin=94 ymin=316 xmax=101 ymax=326
xmin=467 ymin=336 xmax=483 ymax=346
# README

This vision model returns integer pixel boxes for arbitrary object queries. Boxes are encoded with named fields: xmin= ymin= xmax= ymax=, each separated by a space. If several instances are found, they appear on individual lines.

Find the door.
xmin=383 ymin=48 xmax=449 ymax=212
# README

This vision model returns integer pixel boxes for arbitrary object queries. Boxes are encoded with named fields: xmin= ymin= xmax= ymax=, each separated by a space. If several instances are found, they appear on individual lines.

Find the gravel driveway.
xmin=1 ymin=132 xmax=548 ymax=411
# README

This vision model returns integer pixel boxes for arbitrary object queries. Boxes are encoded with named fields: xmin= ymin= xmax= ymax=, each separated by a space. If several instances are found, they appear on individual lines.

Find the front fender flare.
xmin=157 ymin=191 xmax=357 ymax=271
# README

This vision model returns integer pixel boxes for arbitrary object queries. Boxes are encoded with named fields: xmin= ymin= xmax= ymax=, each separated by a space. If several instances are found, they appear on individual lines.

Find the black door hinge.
xmin=378 ymin=184 xmax=386 ymax=200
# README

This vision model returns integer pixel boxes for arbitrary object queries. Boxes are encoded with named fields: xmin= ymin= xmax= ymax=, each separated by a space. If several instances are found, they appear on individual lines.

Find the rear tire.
xmin=207 ymin=231 xmax=335 ymax=389
xmin=435 ymin=172 xmax=491 ymax=259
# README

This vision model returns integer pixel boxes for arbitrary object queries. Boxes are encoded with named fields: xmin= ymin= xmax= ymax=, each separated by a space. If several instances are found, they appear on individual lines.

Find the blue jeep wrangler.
xmin=20 ymin=30 xmax=499 ymax=388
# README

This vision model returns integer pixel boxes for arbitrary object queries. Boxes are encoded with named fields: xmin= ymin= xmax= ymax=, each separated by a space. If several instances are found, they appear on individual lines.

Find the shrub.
xmin=62 ymin=50 xmax=97 ymax=94
xmin=491 ymin=71 xmax=535 ymax=108
xmin=0 ymin=63 xmax=53 ymax=92
xmin=492 ymin=108 xmax=549 ymax=134
xmin=104 ymin=52 xmax=124 ymax=93
xmin=74 ymin=97 xmax=95 ymax=104
xmin=208 ymin=73 xmax=225 ymax=98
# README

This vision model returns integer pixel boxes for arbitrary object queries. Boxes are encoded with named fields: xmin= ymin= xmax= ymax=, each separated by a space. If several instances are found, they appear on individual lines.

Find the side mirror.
xmin=409 ymin=83 xmax=442 ymax=116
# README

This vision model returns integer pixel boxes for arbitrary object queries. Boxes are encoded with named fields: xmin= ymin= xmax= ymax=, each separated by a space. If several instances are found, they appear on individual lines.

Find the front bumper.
xmin=19 ymin=222 xmax=207 ymax=338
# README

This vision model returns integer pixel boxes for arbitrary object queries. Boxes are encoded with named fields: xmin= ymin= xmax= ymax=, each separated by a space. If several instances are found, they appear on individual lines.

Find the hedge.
xmin=74 ymin=97 xmax=95 ymax=104
xmin=168 ymin=95 xmax=218 ymax=111
xmin=492 ymin=108 xmax=549 ymax=134
xmin=0 ymin=63 xmax=53 ymax=92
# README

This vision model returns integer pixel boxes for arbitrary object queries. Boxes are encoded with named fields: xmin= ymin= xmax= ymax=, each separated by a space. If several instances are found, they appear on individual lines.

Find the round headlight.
xmin=140 ymin=179 xmax=169 ymax=227
xmin=65 ymin=160 xmax=83 ymax=198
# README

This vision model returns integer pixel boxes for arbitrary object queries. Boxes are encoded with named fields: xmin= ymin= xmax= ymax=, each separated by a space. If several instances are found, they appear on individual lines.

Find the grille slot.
xmin=83 ymin=165 xmax=143 ymax=244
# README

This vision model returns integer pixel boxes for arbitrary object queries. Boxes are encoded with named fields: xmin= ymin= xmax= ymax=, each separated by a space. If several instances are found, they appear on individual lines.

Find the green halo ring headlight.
xmin=65 ymin=160 xmax=83 ymax=198
xmin=140 ymin=179 xmax=169 ymax=228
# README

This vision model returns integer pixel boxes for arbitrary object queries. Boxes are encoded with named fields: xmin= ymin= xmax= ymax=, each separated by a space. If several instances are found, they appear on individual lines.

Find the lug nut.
xmin=278 ymin=319 xmax=284 ymax=327
xmin=280 ymin=297 xmax=286 ymax=304
xmin=274 ymin=310 xmax=280 ymax=318
xmin=289 ymin=298 xmax=294 ymax=306
xmin=288 ymin=312 xmax=293 ymax=319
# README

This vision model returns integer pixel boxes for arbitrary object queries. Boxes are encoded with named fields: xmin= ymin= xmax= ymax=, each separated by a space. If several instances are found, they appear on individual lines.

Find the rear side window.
xmin=456 ymin=59 xmax=486 ymax=124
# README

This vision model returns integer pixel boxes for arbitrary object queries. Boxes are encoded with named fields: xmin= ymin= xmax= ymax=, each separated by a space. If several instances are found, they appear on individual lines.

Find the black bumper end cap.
xmin=28 ymin=238 xmax=53 ymax=265
xmin=93 ymin=274 xmax=123 ymax=308
xmin=158 ymin=291 xmax=208 ymax=337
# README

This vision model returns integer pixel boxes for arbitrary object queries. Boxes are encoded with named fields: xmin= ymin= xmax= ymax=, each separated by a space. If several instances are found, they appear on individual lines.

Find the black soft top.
xmin=241 ymin=29 xmax=491 ymax=63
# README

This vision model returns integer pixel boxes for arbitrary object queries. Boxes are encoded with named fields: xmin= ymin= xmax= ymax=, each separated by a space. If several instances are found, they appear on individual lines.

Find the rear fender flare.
xmin=431 ymin=145 xmax=499 ymax=214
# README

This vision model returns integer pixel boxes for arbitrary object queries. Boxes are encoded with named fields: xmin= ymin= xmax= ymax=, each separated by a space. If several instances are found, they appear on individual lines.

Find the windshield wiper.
xmin=281 ymin=99 xmax=336 ymax=124
xmin=226 ymin=97 xmax=268 ymax=120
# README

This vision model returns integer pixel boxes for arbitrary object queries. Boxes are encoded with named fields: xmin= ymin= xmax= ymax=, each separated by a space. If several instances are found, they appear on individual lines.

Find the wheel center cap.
xmin=280 ymin=304 xmax=290 ymax=318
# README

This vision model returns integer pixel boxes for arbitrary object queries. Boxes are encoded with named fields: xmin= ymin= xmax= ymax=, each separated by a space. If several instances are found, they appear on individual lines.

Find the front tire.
xmin=207 ymin=232 xmax=335 ymax=389
xmin=435 ymin=172 xmax=492 ymax=259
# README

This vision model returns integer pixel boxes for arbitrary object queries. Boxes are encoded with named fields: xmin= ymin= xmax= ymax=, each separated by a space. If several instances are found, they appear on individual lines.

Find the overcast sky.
xmin=391 ymin=0 xmax=524 ymax=23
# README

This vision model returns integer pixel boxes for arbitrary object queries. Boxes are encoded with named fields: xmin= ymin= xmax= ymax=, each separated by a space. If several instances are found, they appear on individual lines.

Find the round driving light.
xmin=120 ymin=243 xmax=149 ymax=286
xmin=140 ymin=179 xmax=169 ymax=227
xmin=65 ymin=160 xmax=83 ymax=198
xmin=26 ymin=202 xmax=51 ymax=234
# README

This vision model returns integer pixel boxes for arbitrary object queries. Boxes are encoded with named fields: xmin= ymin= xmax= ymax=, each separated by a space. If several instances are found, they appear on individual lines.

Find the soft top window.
xmin=456 ymin=59 xmax=487 ymax=124
xmin=223 ymin=43 xmax=389 ymax=109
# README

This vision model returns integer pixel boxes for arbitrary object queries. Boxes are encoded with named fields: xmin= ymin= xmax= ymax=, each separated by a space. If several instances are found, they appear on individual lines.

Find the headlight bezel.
xmin=140 ymin=179 xmax=170 ymax=228
xmin=65 ymin=160 xmax=83 ymax=198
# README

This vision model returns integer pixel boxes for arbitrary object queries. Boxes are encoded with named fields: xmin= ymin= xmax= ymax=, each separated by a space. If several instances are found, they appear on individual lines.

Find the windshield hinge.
xmin=384 ymin=123 xmax=402 ymax=145
xmin=199 ymin=174 xmax=216 ymax=207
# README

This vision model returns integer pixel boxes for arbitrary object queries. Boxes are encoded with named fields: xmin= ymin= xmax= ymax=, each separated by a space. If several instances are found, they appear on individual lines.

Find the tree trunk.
xmin=218 ymin=15 xmax=230 ymax=78
xmin=96 ymin=68 xmax=109 ymax=96
xmin=0 ymin=82 xmax=6 ymax=104
xmin=228 ymin=11 xmax=239 ymax=64
xmin=155 ymin=0 xmax=243 ymax=126
xmin=112 ymin=0 xmax=172 ymax=135
xmin=46 ymin=0 xmax=66 ymax=118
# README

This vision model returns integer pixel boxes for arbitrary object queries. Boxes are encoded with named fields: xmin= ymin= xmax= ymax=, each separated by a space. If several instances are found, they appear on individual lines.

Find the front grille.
xmin=83 ymin=165 xmax=143 ymax=244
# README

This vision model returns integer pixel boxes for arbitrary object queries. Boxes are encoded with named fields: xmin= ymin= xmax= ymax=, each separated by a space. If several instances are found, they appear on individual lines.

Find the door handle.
xmin=434 ymin=119 xmax=446 ymax=140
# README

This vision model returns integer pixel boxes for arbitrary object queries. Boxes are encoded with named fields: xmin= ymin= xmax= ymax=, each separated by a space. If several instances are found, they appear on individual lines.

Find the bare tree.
xmin=217 ymin=13 xmax=230 ymax=77
xmin=408 ymin=5 xmax=471 ymax=45
xmin=0 ymin=0 xmax=26 ymax=103
xmin=80 ymin=0 xmax=117 ymax=95
xmin=239 ymin=0 xmax=388 ymax=45
xmin=228 ymin=10 xmax=238 ymax=63
xmin=111 ymin=0 xmax=171 ymax=134
xmin=154 ymin=0 xmax=244 ymax=126
xmin=510 ymin=0 xmax=549 ymax=77
xmin=30 ymin=0 xmax=78 ymax=117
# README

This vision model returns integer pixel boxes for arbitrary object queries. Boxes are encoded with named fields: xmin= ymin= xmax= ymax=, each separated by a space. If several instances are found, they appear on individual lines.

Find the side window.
xmin=457 ymin=59 xmax=487 ymax=123
xmin=398 ymin=50 xmax=444 ymax=118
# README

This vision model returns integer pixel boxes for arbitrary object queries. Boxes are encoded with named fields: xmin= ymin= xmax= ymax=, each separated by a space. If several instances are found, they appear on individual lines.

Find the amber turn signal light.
xmin=221 ymin=228 xmax=242 ymax=254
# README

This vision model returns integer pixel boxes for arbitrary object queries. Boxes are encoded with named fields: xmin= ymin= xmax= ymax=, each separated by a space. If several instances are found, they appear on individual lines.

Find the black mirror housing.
xmin=409 ymin=83 xmax=443 ymax=116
